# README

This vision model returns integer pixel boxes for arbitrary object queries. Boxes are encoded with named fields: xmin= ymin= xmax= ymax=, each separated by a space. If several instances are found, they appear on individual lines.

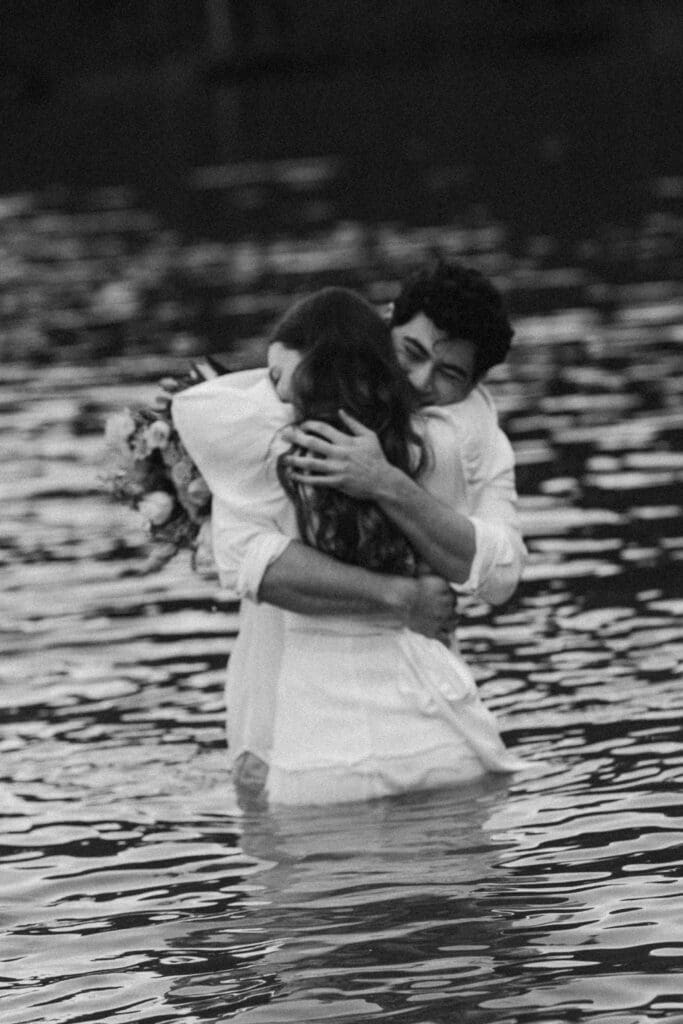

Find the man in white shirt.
xmin=257 ymin=260 xmax=523 ymax=607
xmin=173 ymin=260 xmax=525 ymax=796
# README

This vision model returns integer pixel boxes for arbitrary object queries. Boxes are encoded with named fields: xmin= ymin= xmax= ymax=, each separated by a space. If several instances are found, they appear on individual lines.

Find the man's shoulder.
xmin=462 ymin=383 xmax=499 ymax=419
xmin=439 ymin=385 xmax=511 ymax=475
xmin=439 ymin=383 xmax=499 ymax=432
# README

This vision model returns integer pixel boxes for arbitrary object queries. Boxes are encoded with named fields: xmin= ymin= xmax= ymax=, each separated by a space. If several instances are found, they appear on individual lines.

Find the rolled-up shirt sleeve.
xmin=452 ymin=391 xmax=527 ymax=605
xmin=171 ymin=370 xmax=294 ymax=600
xmin=211 ymin=496 xmax=291 ymax=600
xmin=464 ymin=515 xmax=526 ymax=605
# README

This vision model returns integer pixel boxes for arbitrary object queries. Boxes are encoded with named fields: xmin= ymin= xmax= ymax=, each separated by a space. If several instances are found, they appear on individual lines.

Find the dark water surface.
xmin=1 ymin=189 xmax=683 ymax=1022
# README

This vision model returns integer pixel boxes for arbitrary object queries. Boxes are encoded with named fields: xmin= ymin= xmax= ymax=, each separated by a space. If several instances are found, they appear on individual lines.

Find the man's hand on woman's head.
xmin=282 ymin=411 xmax=396 ymax=501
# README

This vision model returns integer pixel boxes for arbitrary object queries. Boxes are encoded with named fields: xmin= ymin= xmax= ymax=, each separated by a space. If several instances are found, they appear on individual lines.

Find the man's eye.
xmin=440 ymin=369 xmax=465 ymax=384
xmin=404 ymin=345 xmax=422 ymax=361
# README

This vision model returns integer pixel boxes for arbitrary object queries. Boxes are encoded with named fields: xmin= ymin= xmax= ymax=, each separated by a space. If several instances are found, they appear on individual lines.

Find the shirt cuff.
xmin=455 ymin=516 xmax=522 ymax=603
xmin=234 ymin=534 xmax=293 ymax=602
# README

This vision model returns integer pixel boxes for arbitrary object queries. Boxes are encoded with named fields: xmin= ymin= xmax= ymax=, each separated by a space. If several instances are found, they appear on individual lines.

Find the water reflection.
xmin=164 ymin=783 xmax=524 ymax=1022
xmin=1 ymin=185 xmax=683 ymax=1021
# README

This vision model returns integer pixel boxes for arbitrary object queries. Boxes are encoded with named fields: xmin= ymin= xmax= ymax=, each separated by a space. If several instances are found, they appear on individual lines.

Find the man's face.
xmin=391 ymin=312 xmax=476 ymax=406
xmin=267 ymin=341 xmax=303 ymax=402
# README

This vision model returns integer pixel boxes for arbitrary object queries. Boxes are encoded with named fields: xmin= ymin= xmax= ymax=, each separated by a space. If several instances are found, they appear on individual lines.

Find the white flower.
xmin=137 ymin=491 xmax=175 ymax=526
xmin=92 ymin=280 xmax=140 ymax=321
xmin=186 ymin=476 xmax=211 ymax=508
xmin=143 ymin=419 xmax=171 ymax=451
xmin=171 ymin=458 xmax=194 ymax=489
xmin=104 ymin=409 xmax=137 ymax=450
xmin=192 ymin=518 xmax=217 ymax=579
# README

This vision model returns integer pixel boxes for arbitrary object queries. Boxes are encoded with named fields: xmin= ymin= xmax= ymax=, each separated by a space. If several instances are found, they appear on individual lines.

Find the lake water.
xmin=1 ymin=187 xmax=683 ymax=1023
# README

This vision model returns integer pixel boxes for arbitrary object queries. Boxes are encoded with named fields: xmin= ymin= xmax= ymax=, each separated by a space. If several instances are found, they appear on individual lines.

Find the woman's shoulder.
xmin=436 ymin=385 xmax=499 ymax=432
xmin=171 ymin=365 xmax=293 ymax=488
xmin=173 ymin=367 xmax=291 ymax=435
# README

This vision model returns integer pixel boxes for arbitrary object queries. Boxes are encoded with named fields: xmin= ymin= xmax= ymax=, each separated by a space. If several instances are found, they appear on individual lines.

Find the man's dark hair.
xmin=391 ymin=259 xmax=514 ymax=380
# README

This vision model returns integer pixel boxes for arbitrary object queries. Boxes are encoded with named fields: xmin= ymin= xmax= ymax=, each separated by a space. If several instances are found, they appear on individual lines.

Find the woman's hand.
xmin=282 ymin=410 xmax=395 ymax=500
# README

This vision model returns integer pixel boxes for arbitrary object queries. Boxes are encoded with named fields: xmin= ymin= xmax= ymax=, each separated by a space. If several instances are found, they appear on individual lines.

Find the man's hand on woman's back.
xmin=402 ymin=574 xmax=457 ymax=645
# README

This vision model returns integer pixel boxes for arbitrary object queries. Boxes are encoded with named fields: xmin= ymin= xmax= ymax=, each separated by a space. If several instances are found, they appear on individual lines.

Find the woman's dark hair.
xmin=273 ymin=287 xmax=426 ymax=575
xmin=391 ymin=258 xmax=514 ymax=379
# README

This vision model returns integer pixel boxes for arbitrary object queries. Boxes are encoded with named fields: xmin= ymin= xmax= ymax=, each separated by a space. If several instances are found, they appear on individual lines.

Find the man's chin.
xmin=408 ymin=384 xmax=434 ymax=408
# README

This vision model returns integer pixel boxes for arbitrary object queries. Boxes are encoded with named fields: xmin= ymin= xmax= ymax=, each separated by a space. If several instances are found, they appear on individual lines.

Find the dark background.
xmin=3 ymin=0 xmax=682 ymax=241
xmin=2 ymin=13 xmax=683 ymax=1021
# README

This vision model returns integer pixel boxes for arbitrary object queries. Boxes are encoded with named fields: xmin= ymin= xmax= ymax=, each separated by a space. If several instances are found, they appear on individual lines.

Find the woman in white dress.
xmin=175 ymin=288 xmax=527 ymax=805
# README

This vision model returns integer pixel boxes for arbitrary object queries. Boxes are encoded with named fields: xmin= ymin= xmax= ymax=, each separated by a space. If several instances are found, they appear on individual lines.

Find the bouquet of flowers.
xmin=101 ymin=358 xmax=226 ymax=575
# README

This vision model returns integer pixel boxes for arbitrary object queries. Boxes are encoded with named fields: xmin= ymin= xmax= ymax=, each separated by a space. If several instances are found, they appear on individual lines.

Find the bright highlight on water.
xmin=1 ymin=187 xmax=682 ymax=1023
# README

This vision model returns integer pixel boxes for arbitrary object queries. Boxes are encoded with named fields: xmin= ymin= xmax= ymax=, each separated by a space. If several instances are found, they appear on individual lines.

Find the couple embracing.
xmin=173 ymin=259 xmax=530 ymax=807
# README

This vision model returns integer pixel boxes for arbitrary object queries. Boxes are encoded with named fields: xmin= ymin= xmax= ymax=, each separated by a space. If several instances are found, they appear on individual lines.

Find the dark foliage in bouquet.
xmin=101 ymin=357 xmax=226 ymax=574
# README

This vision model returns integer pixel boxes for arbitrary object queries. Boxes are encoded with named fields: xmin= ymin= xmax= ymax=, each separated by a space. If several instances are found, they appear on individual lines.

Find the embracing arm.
xmin=259 ymin=540 xmax=457 ymax=639
xmin=210 ymin=494 xmax=456 ymax=639
xmin=366 ymin=466 xmax=476 ymax=583
xmin=260 ymin=539 xmax=410 ymax=615
xmin=172 ymin=377 xmax=456 ymax=638
xmin=284 ymin=405 xmax=526 ymax=605
xmin=324 ymin=448 xmax=525 ymax=605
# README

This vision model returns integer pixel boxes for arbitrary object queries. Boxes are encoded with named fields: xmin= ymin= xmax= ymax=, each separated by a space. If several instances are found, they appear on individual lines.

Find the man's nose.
xmin=412 ymin=364 xmax=434 ymax=396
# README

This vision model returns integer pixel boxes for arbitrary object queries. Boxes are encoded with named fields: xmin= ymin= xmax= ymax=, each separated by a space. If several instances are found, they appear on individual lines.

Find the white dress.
xmin=173 ymin=371 xmax=528 ymax=806
xmin=266 ymin=409 xmax=526 ymax=804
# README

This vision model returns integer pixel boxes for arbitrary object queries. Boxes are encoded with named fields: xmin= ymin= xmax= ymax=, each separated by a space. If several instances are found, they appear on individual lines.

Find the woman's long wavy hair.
xmin=274 ymin=288 xmax=427 ymax=575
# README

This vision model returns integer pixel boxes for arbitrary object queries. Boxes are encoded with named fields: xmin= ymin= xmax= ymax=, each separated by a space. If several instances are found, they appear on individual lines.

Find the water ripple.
xmin=2 ymin=207 xmax=683 ymax=1023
